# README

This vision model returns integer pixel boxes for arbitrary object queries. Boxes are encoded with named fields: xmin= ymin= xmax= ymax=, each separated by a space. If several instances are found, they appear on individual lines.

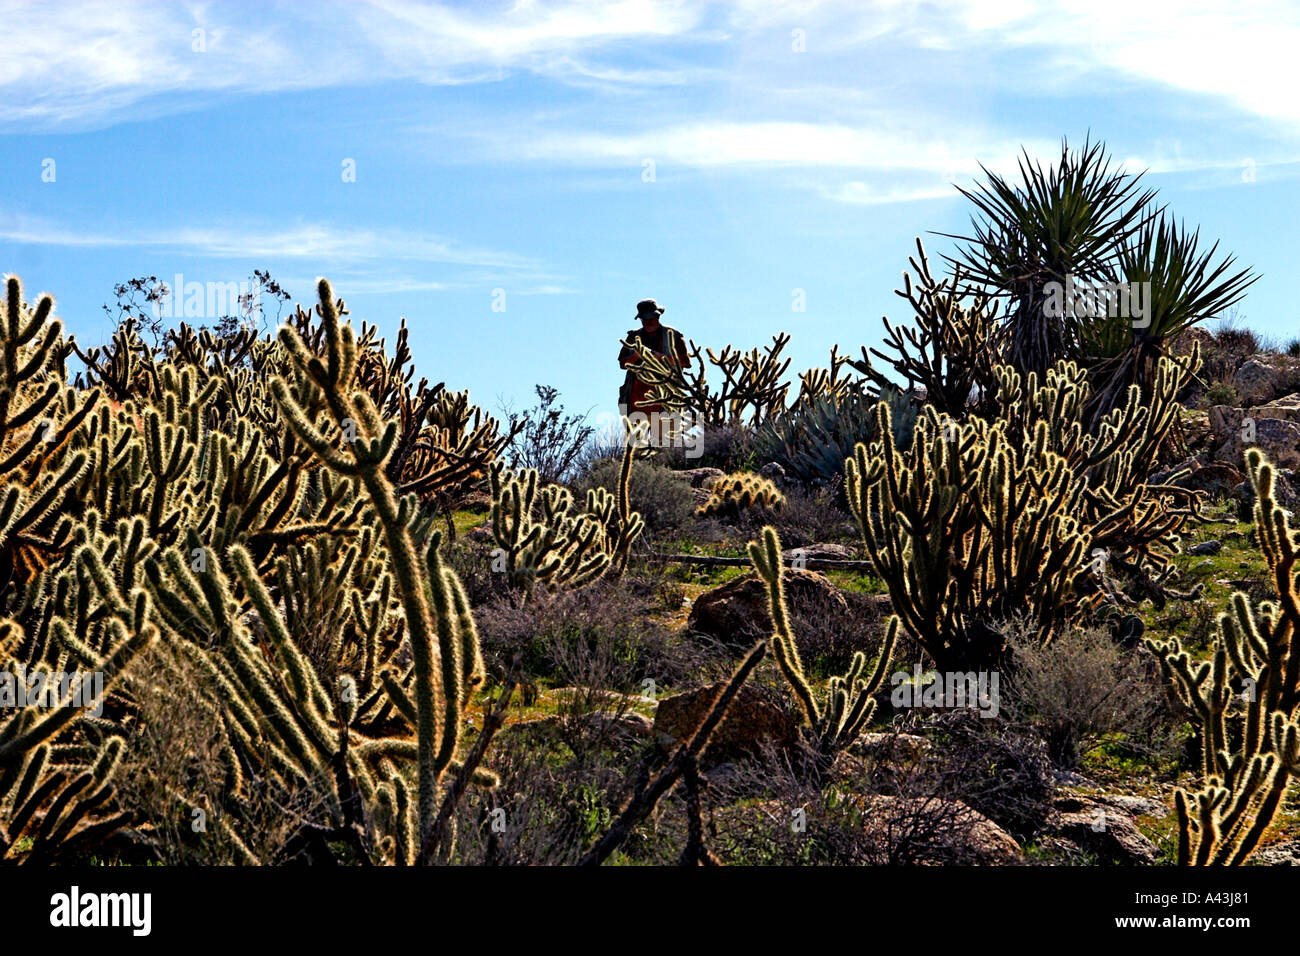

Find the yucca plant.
xmin=945 ymin=135 xmax=1157 ymax=384
xmin=1083 ymin=213 xmax=1257 ymax=430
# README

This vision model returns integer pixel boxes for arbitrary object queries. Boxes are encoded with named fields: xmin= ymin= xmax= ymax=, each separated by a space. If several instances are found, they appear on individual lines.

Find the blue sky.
xmin=1 ymin=0 xmax=1297 ymax=428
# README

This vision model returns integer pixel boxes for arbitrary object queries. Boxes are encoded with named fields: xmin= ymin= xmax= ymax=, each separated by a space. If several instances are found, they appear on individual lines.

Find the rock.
xmin=782 ymin=542 xmax=855 ymax=564
xmin=1207 ymin=404 xmax=1243 ymax=441
xmin=682 ymin=467 xmax=725 ymax=489
xmin=1233 ymin=356 xmax=1287 ymax=405
xmin=850 ymin=732 xmax=932 ymax=765
xmin=853 ymin=794 xmax=1023 ymax=865
xmin=759 ymin=462 xmax=788 ymax=485
xmin=1187 ymin=540 xmax=1222 ymax=556
xmin=1249 ymin=392 xmax=1300 ymax=424
xmin=1253 ymin=840 xmax=1300 ymax=865
xmin=1211 ymin=410 xmax=1300 ymax=470
xmin=1095 ymin=793 xmax=1169 ymax=820
xmin=688 ymin=569 xmax=848 ymax=649
xmin=1233 ymin=470 xmax=1299 ymax=520
xmin=1244 ymin=419 xmax=1300 ymax=469
xmin=466 ymin=522 xmax=494 ymax=543
xmin=1048 ymin=794 xmax=1159 ymax=864
xmin=653 ymin=683 xmax=798 ymax=765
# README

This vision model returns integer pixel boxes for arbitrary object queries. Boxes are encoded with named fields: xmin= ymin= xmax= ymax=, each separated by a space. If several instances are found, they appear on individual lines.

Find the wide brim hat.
xmin=636 ymin=298 xmax=665 ymax=318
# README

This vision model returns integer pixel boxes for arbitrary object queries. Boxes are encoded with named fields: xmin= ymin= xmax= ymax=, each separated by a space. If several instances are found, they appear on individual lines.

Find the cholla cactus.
xmin=622 ymin=332 xmax=792 ymax=427
xmin=1 ymin=273 xmax=509 ymax=865
xmin=1146 ymin=448 xmax=1300 ymax=865
xmin=695 ymin=472 xmax=785 ymax=518
xmin=269 ymin=278 xmax=490 ymax=862
xmin=489 ymin=420 xmax=643 ymax=594
xmin=847 ymin=392 xmax=1093 ymax=672
xmin=749 ymin=526 xmax=897 ymax=779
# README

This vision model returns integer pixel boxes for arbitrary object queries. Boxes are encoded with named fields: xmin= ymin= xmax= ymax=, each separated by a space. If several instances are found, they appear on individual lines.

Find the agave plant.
xmin=944 ymin=135 xmax=1157 ymax=383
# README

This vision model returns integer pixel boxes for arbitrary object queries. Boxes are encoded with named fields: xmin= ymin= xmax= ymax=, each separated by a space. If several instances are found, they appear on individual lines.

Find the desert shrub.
xmin=1214 ymin=324 xmax=1259 ymax=357
xmin=502 ymin=384 xmax=594 ymax=484
xmin=761 ymin=483 xmax=857 ymax=546
xmin=1204 ymin=380 xmax=1237 ymax=406
xmin=1004 ymin=621 xmax=1167 ymax=769
xmin=926 ymin=711 xmax=1057 ymax=842
xmin=572 ymin=456 xmax=694 ymax=537
xmin=474 ymin=577 xmax=707 ymax=688
xmin=445 ymin=707 xmax=661 ymax=865
xmin=1287 ymin=339 xmax=1300 ymax=358
xmin=654 ymin=421 xmax=758 ymax=473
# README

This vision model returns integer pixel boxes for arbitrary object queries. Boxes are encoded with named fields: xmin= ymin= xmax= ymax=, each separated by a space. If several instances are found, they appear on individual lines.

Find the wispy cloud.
xmin=0 ymin=212 xmax=539 ymax=270
xmin=0 ymin=0 xmax=710 ymax=128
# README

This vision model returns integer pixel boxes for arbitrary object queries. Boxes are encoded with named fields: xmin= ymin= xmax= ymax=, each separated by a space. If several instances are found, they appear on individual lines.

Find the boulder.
xmin=1233 ymin=470 xmax=1299 ymax=520
xmin=653 ymin=683 xmax=798 ymax=765
xmin=1047 ymin=794 xmax=1159 ymax=864
xmin=759 ymin=462 xmax=790 ymax=487
xmin=1207 ymin=404 xmax=1243 ymax=441
xmin=850 ymin=732 xmax=932 ymax=765
xmin=1187 ymin=540 xmax=1222 ymax=556
xmin=1210 ymin=407 xmax=1300 ymax=470
xmin=1233 ymin=356 xmax=1287 ymax=405
xmin=782 ymin=542 xmax=855 ymax=565
xmin=853 ymin=794 xmax=1022 ymax=865
xmin=681 ymin=467 xmax=725 ymax=489
xmin=1250 ymin=392 xmax=1300 ymax=424
xmin=688 ymin=569 xmax=848 ymax=648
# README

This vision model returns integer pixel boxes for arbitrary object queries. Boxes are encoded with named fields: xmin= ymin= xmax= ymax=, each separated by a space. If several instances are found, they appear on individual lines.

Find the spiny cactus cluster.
xmin=488 ymin=424 xmax=644 ymax=596
xmin=1146 ymin=448 xmax=1300 ymax=865
xmin=749 ymin=526 xmax=896 ymax=778
xmin=0 ymin=274 xmax=508 ymax=865
xmin=846 ymin=352 xmax=1201 ymax=671
xmin=694 ymin=472 xmax=786 ymax=518
xmin=621 ymin=332 xmax=794 ymax=427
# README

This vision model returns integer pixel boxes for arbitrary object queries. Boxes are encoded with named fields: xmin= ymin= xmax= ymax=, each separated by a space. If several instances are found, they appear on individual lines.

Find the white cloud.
xmin=0 ymin=211 xmax=541 ymax=270
xmin=0 ymin=0 xmax=709 ymax=128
